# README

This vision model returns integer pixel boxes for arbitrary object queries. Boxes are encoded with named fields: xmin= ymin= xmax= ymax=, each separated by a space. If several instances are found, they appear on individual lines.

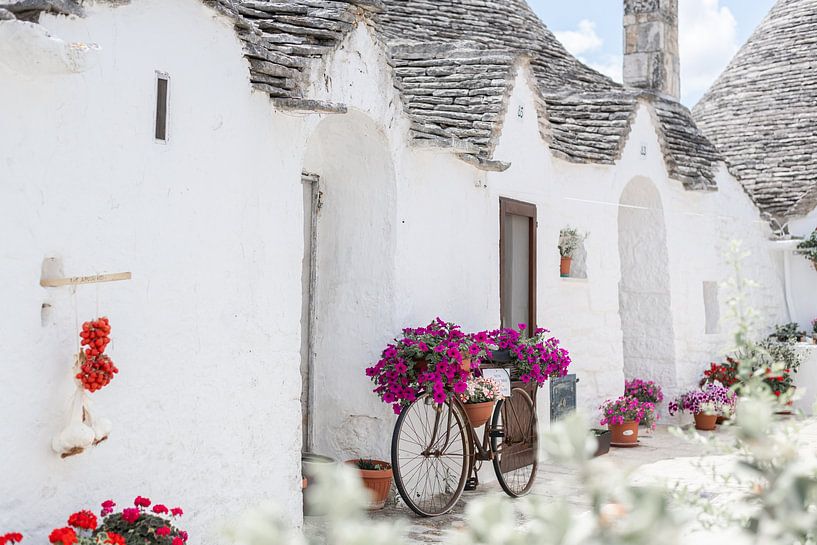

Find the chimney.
xmin=623 ymin=0 xmax=680 ymax=100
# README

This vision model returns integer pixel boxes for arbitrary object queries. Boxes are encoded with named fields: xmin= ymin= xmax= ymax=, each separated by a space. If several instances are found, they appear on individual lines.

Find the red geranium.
xmin=67 ymin=510 xmax=97 ymax=531
xmin=48 ymin=528 xmax=77 ymax=545
xmin=0 ymin=533 xmax=23 ymax=545
xmin=103 ymin=533 xmax=125 ymax=545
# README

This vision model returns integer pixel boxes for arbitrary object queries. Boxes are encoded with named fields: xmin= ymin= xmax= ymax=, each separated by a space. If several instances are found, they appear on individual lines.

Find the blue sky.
xmin=527 ymin=0 xmax=777 ymax=106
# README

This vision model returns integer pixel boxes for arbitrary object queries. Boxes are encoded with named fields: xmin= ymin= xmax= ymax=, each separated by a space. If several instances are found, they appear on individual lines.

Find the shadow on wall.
xmin=301 ymin=110 xmax=398 ymax=462
xmin=618 ymin=177 xmax=677 ymax=391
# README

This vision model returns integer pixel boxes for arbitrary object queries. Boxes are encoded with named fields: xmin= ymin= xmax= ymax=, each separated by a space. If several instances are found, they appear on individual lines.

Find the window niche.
xmin=558 ymin=226 xmax=589 ymax=280
xmin=703 ymin=281 xmax=721 ymax=334
xmin=154 ymin=71 xmax=169 ymax=142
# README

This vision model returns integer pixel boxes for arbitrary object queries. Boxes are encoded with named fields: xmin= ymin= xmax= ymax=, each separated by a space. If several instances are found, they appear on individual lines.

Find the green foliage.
xmin=98 ymin=513 xmax=182 ymax=545
xmin=796 ymin=231 xmax=817 ymax=265
xmin=769 ymin=322 xmax=806 ymax=342
xmin=354 ymin=459 xmax=390 ymax=471
xmin=558 ymin=227 xmax=588 ymax=258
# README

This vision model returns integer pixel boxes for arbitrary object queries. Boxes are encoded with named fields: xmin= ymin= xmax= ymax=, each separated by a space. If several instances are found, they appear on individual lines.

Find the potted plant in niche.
xmin=599 ymin=396 xmax=656 ymax=446
xmin=669 ymin=383 xmax=736 ymax=430
xmin=558 ymin=227 xmax=588 ymax=278
xmin=346 ymin=459 xmax=393 ymax=510
xmin=700 ymin=358 xmax=739 ymax=423
xmin=624 ymin=378 xmax=663 ymax=434
xmin=796 ymin=230 xmax=817 ymax=271
xmin=458 ymin=376 xmax=503 ymax=427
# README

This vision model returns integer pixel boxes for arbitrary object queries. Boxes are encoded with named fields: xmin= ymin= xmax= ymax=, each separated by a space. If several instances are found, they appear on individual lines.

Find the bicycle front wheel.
xmin=491 ymin=387 xmax=538 ymax=497
xmin=391 ymin=395 xmax=470 ymax=516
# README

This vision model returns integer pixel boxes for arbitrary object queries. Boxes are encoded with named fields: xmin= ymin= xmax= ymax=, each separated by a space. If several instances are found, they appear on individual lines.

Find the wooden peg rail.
xmin=40 ymin=272 xmax=132 ymax=288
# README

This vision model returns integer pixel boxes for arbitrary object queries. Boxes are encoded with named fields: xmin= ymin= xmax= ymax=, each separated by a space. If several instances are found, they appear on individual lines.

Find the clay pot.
xmin=302 ymin=453 xmax=336 ymax=516
xmin=694 ymin=413 xmax=718 ymax=431
xmin=347 ymin=460 xmax=393 ymax=510
xmin=463 ymin=401 xmax=494 ymax=428
xmin=609 ymin=420 xmax=639 ymax=445
xmin=560 ymin=256 xmax=572 ymax=277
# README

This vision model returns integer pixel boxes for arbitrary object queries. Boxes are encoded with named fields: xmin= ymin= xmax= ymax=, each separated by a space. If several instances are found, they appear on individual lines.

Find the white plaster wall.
xmin=1 ymin=7 xmax=792 ymax=532
xmin=0 ymin=1 xmax=308 ymax=539
xmin=788 ymin=210 xmax=817 ymax=331
xmin=302 ymin=112 xmax=398 ymax=462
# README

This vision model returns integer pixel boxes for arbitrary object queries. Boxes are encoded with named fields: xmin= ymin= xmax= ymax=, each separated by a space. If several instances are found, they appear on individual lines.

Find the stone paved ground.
xmin=305 ymin=422 xmax=764 ymax=544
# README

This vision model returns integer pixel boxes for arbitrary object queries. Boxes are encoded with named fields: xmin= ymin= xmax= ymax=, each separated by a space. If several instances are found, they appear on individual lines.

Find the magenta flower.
xmin=134 ymin=496 xmax=151 ymax=509
xmin=155 ymin=528 xmax=170 ymax=537
xmin=170 ymin=507 xmax=183 ymax=517
xmin=152 ymin=504 xmax=169 ymax=515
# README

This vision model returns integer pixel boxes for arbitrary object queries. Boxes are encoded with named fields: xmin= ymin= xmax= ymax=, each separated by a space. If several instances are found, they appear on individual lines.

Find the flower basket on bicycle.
xmin=365 ymin=321 xmax=572 ymax=517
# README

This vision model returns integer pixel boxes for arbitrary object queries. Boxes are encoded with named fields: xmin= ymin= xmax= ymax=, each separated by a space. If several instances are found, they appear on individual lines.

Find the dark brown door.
xmin=499 ymin=198 xmax=537 ymax=331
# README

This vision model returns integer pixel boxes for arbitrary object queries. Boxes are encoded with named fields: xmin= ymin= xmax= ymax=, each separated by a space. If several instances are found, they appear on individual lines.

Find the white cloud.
xmin=679 ymin=0 xmax=740 ymax=105
xmin=554 ymin=20 xmax=622 ymax=83
xmin=588 ymin=55 xmax=623 ymax=84
xmin=554 ymin=19 xmax=603 ymax=56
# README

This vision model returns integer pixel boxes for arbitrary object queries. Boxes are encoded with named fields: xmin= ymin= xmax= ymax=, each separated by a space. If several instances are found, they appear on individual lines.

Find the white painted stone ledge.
xmin=0 ymin=20 xmax=99 ymax=74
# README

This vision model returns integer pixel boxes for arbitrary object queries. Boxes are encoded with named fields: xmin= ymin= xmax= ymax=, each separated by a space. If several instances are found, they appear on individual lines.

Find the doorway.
xmin=500 ymin=198 xmax=537 ymax=331
xmin=617 ymin=178 xmax=676 ymax=386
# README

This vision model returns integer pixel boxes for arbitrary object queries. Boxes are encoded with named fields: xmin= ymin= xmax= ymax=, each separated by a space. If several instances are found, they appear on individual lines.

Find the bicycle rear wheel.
xmin=391 ymin=394 xmax=470 ymax=516
xmin=491 ymin=387 xmax=538 ymax=497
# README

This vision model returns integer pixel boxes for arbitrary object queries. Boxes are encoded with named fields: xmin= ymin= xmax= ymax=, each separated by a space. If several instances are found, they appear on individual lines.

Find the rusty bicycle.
xmin=390 ymin=351 xmax=539 ymax=517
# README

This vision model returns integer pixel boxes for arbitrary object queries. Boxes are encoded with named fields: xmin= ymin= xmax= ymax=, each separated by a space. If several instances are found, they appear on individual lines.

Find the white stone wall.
xmin=788 ymin=209 xmax=817 ymax=331
xmin=0 ymin=1 xmax=308 ymax=540
xmin=0 ymin=6 xmax=792 ymax=540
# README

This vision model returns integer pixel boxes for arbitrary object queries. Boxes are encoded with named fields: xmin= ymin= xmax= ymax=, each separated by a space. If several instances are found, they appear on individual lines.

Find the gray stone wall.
xmin=623 ymin=0 xmax=680 ymax=100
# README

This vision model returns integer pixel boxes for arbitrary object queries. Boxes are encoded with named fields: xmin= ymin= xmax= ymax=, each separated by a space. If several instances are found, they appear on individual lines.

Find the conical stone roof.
xmin=693 ymin=0 xmax=817 ymax=220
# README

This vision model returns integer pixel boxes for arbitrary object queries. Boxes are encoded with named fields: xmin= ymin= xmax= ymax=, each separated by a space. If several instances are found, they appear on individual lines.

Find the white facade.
xmin=0 ymin=1 xmax=794 ymax=541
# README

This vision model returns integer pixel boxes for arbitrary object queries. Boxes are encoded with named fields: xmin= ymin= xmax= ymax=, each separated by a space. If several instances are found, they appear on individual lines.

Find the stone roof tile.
xmin=693 ymin=0 xmax=817 ymax=219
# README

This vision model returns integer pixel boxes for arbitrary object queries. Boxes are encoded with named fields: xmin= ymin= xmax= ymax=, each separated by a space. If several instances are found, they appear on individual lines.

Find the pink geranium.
xmin=121 ymin=508 xmax=140 ymax=524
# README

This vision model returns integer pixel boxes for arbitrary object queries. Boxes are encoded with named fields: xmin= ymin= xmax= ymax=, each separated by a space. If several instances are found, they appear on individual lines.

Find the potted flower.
xmin=796 ymin=230 xmax=817 ymax=271
xmin=365 ymin=318 xmax=487 ymax=414
xmin=669 ymin=383 xmax=735 ymax=430
xmin=481 ymin=324 xmax=571 ymax=384
xmin=346 ymin=459 xmax=393 ymax=510
xmin=599 ymin=396 xmax=656 ymax=446
xmin=47 ymin=497 xmax=187 ymax=545
xmin=624 ymin=378 xmax=663 ymax=432
xmin=458 ymin=376 xmax=503 ymax=427
xmin=700 ymin=359 xmax=740 ymax=423
xmin=558 ymin=226 xmax=588 ymax=278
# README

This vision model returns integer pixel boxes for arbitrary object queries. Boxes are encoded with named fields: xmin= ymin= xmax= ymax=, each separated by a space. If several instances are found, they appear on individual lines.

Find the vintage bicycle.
xmin=390 ymin=351 xmax=539 ymax=516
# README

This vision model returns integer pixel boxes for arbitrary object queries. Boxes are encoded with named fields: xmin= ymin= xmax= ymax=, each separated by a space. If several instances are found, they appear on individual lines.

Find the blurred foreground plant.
xmin=226 ymin=241 xmax=817 ymax=545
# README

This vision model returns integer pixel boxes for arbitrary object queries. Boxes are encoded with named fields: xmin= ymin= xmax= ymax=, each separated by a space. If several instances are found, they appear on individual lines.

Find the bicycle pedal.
xmin=464 ymin=478 xmax=479 ymax=491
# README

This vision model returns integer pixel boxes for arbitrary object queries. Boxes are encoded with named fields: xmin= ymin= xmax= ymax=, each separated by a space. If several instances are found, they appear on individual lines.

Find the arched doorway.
xmin=618 ymin=177 xmax=676 ymax=389
xmin=300 ymin=111 xmax=397 ymax=460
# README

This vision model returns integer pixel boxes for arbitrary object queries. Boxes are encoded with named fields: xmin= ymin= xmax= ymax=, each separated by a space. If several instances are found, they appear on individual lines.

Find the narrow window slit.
xmin=155 ymin=73 xmax=169 ymax=142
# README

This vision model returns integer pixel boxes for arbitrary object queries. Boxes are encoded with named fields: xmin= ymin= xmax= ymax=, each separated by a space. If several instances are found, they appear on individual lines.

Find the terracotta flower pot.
xmin=347 ymin=460 xmax=393 ymax=510
xmin=609 ymin=420 xmax=639 ymax=445
xmin=694 ymin=413 xmax=718 ymax=431
xmin=461 ymin=357 xmax=473 ymax=372
xmin=463 ymin=401 xmax=494 ymax=428
xmin=560 ymin=256 xmax=572 ymax=277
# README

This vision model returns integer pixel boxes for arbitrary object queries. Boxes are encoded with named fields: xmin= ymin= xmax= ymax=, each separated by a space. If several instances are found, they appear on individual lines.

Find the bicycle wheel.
xmin=491 ymin=387 xmax=538 ymax=497
xmin=391 ymin=394 xmax=470 ymax=516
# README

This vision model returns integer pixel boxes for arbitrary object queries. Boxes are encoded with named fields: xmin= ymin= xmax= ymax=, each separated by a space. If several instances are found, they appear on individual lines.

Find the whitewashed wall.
xmin=0 ymin=1 xmax=309 ymax=540
xmin=788 ymin=210 xmax=817 ymax=331
xmin=0 ymin=6 xmax=792 ymax=539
